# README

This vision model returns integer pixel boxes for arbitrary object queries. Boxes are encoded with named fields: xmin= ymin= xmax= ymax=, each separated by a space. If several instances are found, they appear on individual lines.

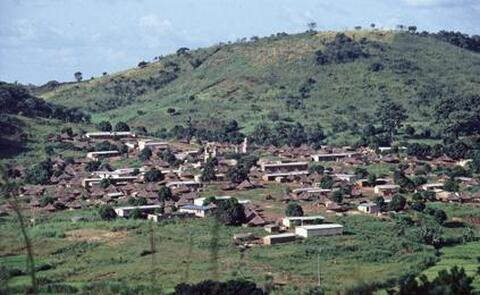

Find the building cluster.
xmin=4 ymin=129 xmax=480 ymax=246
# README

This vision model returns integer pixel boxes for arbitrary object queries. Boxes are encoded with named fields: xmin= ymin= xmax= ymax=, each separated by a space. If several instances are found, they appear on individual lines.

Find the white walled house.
xmin=295 ymin=224 xmax=344 ymax=238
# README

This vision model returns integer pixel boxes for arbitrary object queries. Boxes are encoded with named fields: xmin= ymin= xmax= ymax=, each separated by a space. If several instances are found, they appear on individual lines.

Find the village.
xmin=4 ymin=128 xmax=480 ymax=248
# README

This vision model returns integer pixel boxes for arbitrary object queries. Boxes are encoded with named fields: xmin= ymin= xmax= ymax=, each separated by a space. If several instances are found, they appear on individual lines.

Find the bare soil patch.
xmin=64 ymin=229 xmax=128 ymax=245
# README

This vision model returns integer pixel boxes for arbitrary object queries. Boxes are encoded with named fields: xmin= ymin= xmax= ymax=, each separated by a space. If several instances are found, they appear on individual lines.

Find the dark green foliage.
xmin=129 ymin=208 xmax=143 ymax=219
xmin=320 ymin=175 xmax=334 ymax=189
xmin=94 ymin=141 xmax=117 ymax=152
xmin=411 ymin=201 xmax=426 ymax=212
xmin=25 ymin=159 xmax=53 ymax=185
xmin=285 ymin=202 xmax=304 ymax=217
xmin=85 ymin=161 xmax=101 ymax=172
xmin=226 ymin=166 xmax=248 ymax=184
xmin=470 ymin=151 xmax=480 ymax=173
xmin=0 ymin=82 xmax=90 ymax=123
xmin=96 ymin=121 xmax=112 ymax=132
xmin=39 ymin=196 xmax=55 ymax=207
xmin=157 ymin=186 xmax=172 ymax=202
xmin=159 ymin=148 xmax=177 ymax=165
xmin=443 ymin=178 xmax=459 ymax=192
xmin=144 ymin=168 xmax=163 ymax=182
xmin=99 ymin=178 xmax=111 ymax=189
xmin=315 ymin=33 xmax=369 ymax=65
xmin=407 ymin=143 xmax=432 ymax=159
xmin=332 ymin=190 xmax=343 ymax=203
xmin=173 ymin=279 xmax=265 ymax=295
xmin=309 ymin=164 xmax=325 ymax=175
xmin=98 ymin=205 xmax=116 ymax=220
xmin=139 ymin=147 xmax=152 ymax=161
xmin=389 ymin=194 xmax=406 ymax=212
xmin=430 ymin=30 xmax=480 ymax=53
xmin=215 ymin=198 xmax=246 ymax=226
xmin=250 ymin=121 xmax=324 ymax=148
xmin=391 ymin=266 xmax=474 ymax=295
xmin=355 ymin=167 xmax=369 ymax=178
xmin=433 ymin=210 xmax=448 ymax=225
xmin=394 ymin=171 xmax=415 ymax=192
xmin=114 ymin=121 xmax=130 ymax=132
xmin=201 ymin=158 xmax=217 ymax=182
xmin=375 ymin=99 xmax=408 ymax=137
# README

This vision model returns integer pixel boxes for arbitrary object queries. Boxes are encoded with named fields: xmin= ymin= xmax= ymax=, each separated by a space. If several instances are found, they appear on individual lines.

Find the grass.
xmin=38 ymin=30 xmax=480 ymax=144
xmin=421 ymin=241 xmax=480 ymax=289
xmin=3 ymin=206 xmax=479 ymax=294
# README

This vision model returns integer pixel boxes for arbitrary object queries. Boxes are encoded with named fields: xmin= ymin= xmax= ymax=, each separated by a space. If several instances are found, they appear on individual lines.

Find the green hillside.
xmin=41 ymin=30 xmax=480 ymax=144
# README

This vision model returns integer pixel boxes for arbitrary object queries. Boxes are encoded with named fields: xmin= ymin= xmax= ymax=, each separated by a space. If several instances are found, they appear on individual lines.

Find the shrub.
xmin=286 ymin=202 xmax=304 ymax=217
xmin=98 ymin=205 xmax=116 ymax=220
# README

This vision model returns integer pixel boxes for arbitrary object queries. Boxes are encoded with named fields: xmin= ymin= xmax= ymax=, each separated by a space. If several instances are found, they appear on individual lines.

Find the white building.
xmin=263 ymin=233 xmax=296 ymax=245
xmin=178 ymin=204 xmax=214 ymax=218
xmin=282 ymin=215 xmax=325 ymax=228
xmin=357 ymin=203 xmax=380 ymax=214
xmin=85 ymin=131 xmax=136 ymax=139
xmin=114 ymin=205 xmax=161 ymax=218
xmin=86 ymin=150 xmax=120 ymax=160
xmin=295 ymin=224 xmax=344 ymax=238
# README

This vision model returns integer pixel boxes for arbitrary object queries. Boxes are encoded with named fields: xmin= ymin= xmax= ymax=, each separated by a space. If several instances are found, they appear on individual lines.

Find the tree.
xmin=389 ymin=194 xmax=406 ymax=212
xmin=332 ymin=190 xmax=343 ymax=203
xmin=433 ymin=209 xmax=448 ymax=225
xmin=157 ymin=186 xmax=172 ymax=202
xmin=405 ymin=125 xmax=415 ymax=137
xmin=201 ymin=159 xmax=217 ymax=182
xmin=39 ymin=196 xmax=55 ymax=207
xmin=367 ymin=173 xmax=377 ymax=186
xmin=370 ymin=23 xmax=376 ymax=29
xmin=411 ymin=201 xmax=425 ymax=212
xmin=74 ymin=72 xmax=83 ymax=82
xmin=25 ymin=159 xmax=52 ymax=185
xmin=97 ymin=121 xmax=112 ymax=132
xmin=408 ymin=25 xmax=417 ymax=33
xmin=173 ymin=279 xmax=265 ymax=295
xmin=226 ymin=166 xmax=248 ymax=184
xmin=319 ymin=175 xmax=334 ymax=189
xmin=443 ymin=178 xmax=459 ymax=192
xmin=129 ymin=208 xmax=143 ymax=219
xmin=354 ymin=167 xmax=369 ymax=178
xmin=307 ymin=22 xmax=317 ymax=32
xmin=216 ymin=198 xmax=246 ymax=226
xmin=98 ymin=205 xmax=116 ymax=220
xmin=85 ymin=161 xmax=101 ymax=172
xmin=159 ymin=148 xmax=177 ymax=165
xmin=114 ymin=121 xmax=130 ymax=132
xmin=144 ymin=168 xmax=163 ymax=182
xmin=375 ymin=100 xmax=408 ymax=139
xmin=100 ymin=178 xmax=111 ymax=189
xmin=285 ymin=202 xmax=304 ymax=217
xmin=308 ymin=164 xmax=324 ymax=175
xmin=139 ymin=147 xmax=152 ymax=161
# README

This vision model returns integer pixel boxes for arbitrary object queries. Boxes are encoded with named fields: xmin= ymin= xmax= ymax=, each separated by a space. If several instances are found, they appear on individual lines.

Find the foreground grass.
xmin=3 ymin=207 xmax=474 ymax=294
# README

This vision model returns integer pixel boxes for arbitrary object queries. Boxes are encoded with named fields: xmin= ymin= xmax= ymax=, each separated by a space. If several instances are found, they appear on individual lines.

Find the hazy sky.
xmin=1 ymin=0 xmax=479 ymax=85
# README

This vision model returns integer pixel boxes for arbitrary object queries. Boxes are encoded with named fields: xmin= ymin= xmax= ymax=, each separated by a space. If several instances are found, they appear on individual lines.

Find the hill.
xmin=37 ymin=30 xmax=480 ymax=146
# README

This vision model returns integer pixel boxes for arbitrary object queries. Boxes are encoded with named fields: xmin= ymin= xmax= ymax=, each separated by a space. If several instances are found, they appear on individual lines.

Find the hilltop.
xmin=39 ymin=30 xmax=480 ymax=144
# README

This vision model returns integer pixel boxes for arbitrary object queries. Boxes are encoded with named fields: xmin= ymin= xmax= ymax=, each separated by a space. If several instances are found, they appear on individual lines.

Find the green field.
xmin=1 ymin=204 xmax=478 ymax=294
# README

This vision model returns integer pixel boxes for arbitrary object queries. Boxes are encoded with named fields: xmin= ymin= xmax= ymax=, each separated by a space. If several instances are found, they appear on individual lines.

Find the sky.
xmin=0 ymin=0 xmax=479 ymax=85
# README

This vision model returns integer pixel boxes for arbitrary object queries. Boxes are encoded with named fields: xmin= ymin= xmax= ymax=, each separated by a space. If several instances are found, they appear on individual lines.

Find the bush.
xmin=144 ymin=168 xmax=163 ymax=182
xmin=39 ymin=196 xmax=55 ymax=207
xmin=98 ymin=205 xmax=116 ymax=220
xmin=286 ymin=202 xmax=304 ymax=217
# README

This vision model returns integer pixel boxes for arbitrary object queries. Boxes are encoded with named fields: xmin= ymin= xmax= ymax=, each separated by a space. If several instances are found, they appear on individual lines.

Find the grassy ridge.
xmin=40 ymin=30 xmax=480 ymax=144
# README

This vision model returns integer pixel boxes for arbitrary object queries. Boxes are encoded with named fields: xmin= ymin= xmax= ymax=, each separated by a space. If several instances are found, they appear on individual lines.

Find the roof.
xmin=180 ymin=204 xmax=213 ymax=211
xmin=296 ymin=224 xmax=343 ymax=230
xmin=264 ymin=233 xmax=296 ymax=239
xmin=114 ymin=205 xmax=161 ymax=211
xmin=283 ymin=215 xmax=325 ymax=221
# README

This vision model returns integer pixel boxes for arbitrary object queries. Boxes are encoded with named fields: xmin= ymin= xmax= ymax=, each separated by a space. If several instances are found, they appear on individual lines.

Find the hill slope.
xmin=41 ymin=30 xmax=480 ymax=144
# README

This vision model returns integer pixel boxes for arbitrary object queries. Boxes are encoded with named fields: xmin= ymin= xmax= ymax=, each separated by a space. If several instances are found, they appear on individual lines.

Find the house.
xmin=86 ymin=151 xmax=120 ymax=160
xmin=333 ymin=173 xmax=357 ymax=182
xmin=263 ymin=233 xmax=296 ymax=245
xmin=114 ymin=205 xmax=161 ymax=218
xmin=357 ymin=203 xmax=380 ymax=214
xmin=421 ymin=183 xmax=444 ymax=191
xmin=264 ymin=224 xmax=280 ymax=233
xmin=311 ymin=152 xmax=358 ymax=162
xmin=374 ymin=184 xmax=400 ymax=196
xmin=260 ymin=161 xmax=308 ymax=173
xmin=85 ymin=131 xmax=136 ymax=139
xmin=138 ymin=140 xmax=169 ymax=151
xmin=146 ymin=211 xmax=194 ymax=222
xmin=194 ymin=196 xmax=251 ymax=206
xmin=166 ymin=180 xmax=202 ymax=190
xmin=178 ymin=204 xmax=214 ymax=218
xmin=282 ymin=215 xmax=325 ymax=228
xmin=82 ymin=176 xmax=138 ymax=187
xmin=262 ymin=171 xmax=309 ymax=182
xmin=295 ymin=224 xmax=344 ymax=238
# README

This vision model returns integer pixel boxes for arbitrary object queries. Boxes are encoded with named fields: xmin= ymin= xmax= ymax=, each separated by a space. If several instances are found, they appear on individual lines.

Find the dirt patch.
xmin=64 ymin=229 xmax=128 ymax=246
